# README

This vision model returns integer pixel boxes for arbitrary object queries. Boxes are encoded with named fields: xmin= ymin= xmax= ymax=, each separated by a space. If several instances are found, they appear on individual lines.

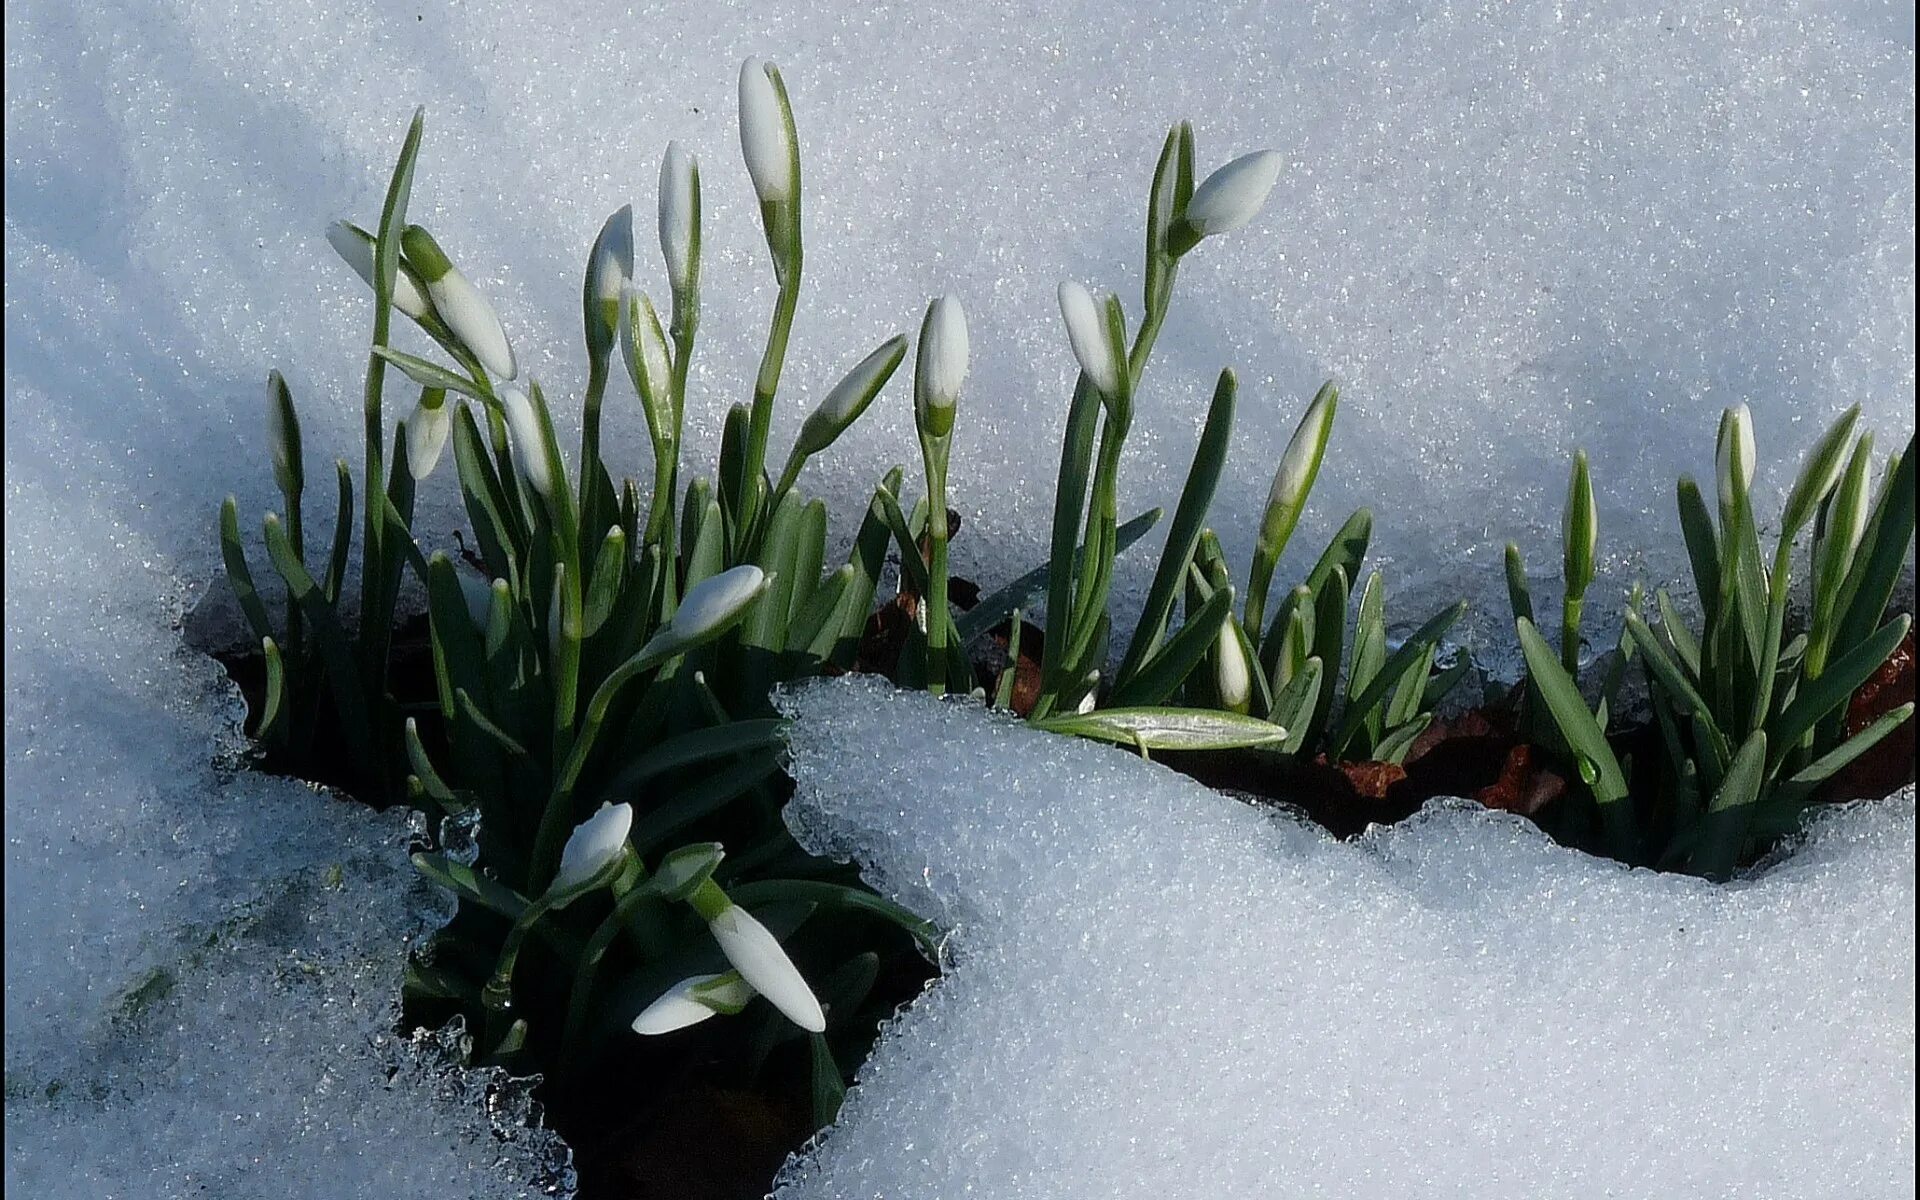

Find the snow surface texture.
xmin=8 ymin=1 xmax=1911 ymax=651
xmin=2 ymin=0 xmax=1913 ymax=1193
xmin=776 ymin=677 xmax=1916 ymax=1198
xmin=2 ymin=508 xmax=573 ymax=1191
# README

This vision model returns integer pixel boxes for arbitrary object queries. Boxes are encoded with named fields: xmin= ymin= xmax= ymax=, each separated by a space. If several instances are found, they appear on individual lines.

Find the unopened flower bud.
xmin=400 ymin=225 xmax=518 ymax=380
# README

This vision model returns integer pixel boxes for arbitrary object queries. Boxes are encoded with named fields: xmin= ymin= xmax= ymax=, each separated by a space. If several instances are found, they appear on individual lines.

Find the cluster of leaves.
xmin=1509 ymin=412 xmax=1915 ymax=877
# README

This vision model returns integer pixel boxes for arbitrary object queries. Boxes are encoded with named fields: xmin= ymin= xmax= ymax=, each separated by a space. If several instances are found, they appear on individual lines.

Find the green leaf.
xmin=1115 ymin=369 xmax=1235 ymax=687
xmin=321 ymin=460 xmax=356 ymax=606
xmin=1654 ymin=589 xmax=1702 ymax=682
xmin=626 ymin=753 xmax=783 ymax=851
xmin=1675 ymin=476 xmax=1719 ymax=623
xmin=1767 ymin=614 xmax=1911 ymax=771
xmin=809 ymin=1035 xmax=845 ymax=1128
xmin=1831 ymin=436 xmax=1915 ymax=664
xmin=1689 ymin=729 xmax=1767 ymax=880
xmin=1108 ymin=583 xmax=1235 ymax=708
xmin=262 ymin=512 xmax=376 ymax=773
xmin=1035 ymin=706 xmax=1290 ymax=752
xmin=580 ymin=525 xmax=628 ymax=639
xmin=956 ymin=508 xmax=1162 ymax=648
xmin=595 ymin=719 xmax=787 ymax=800
xmin=1328 ymin=601 xmax=1466 ymax=760
xmin=1375 ymin=712 xmax=1432 ymax=765
xmin=218 ymin=497 xmax=274 ymax=645
xmin=257 ymin=637 xmax=288 ymax=744
xmin=1039 ymin=378 xmax=1104 ymax=708
xmin=372 ymin=346 xmax=489 ymax=400
xmin=1516 ymin=617 xmax=1633 ymax=856
xmin=1777 ymin=703 xmax=1914 ymax=798
xmin=1503 ymin=543 xmax=1534 ymax=625
xmin=1624 ymin=611 xmax=1727 ymax=766
xmin=454 ymin=688 xmax=531 ymax=759
xmin=1271 ymin=656 xmax=1323 ymax=755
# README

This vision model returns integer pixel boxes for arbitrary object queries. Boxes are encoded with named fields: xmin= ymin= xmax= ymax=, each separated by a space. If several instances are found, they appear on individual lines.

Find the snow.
xmin=774 ymin=676 xmax=1916 ymax=1198
xmin=4 ymin=0 xmax=1913 ymax=1192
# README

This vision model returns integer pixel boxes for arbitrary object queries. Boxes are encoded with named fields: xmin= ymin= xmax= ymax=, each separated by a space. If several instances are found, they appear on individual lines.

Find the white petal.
xmin=1184 ymin=150 xmax=1284 ymax=236
xmin=708 ymin=905 xmax=825 ymax=1033
xmin=668 ymin=565 xmax=768 ymax=646
xmin=405 ymin=399 xmax=452 ymax=480
xmin=1057 ymin=281 xmax=1120 ymax=398
xmin=738 ymin=58 xmax=791 ymax=205
xmin=429 ymin=268 xmax=517 ymax=381
xmin=588 ymin=205 xmax=635 ymax=308
xmin=551 ymin=801 xmax=633 ymax=895
xmin=498 ymin=384 xmax=553 ymax=498
xmin=326 ymin=220 xmax=433 ymax=320
xmin=1265 ymin=385 xmax=1337 ymax=521
xmin=915 ymin=295 xmax=969 ymax=427
xmin=631 ymin=975 xmax=726 ymax=1035
xmin=1216 ymin=624 xmax=1251 ymax=711
xmin=659 ymin=141 xmax=698 ymax=290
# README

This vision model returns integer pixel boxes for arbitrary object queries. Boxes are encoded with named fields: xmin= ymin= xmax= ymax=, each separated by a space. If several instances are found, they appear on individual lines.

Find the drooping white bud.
xmin=400 ymin=225 xmax=518 ymax=380
xmin=914 ymin=295 xmax=969 ymax=439
xmin=1716 ymin=404 xmax=1757 ymax=514
xmin=587 ymin=206 xmax=634 ymax=309
xmin=738 ymin=58 xmax=792 ymax=206
xmin=658 ymin=565 xmax=769 ymax=652
xmin=1181 ymin=150 xmax=1284 ymax=238
xmin=1057 ymin=281 xmax=1123 ymax=399
xmin=549 ymin=801 xmax=633 ymax=899
xmin=631 ymin=972 xmax=757 ymax=1036
xmin=706 ymin=904 xmax=825 ymax=1033
xmin=405 ymin=389 xmax=452 ymax=480
xmin=326 ymin=220 xmax=435 ymax=321
xmin=498 ymin=384 xmax=553 ymax=499
xmin=658 ymin=141 xmax=699 ymax=293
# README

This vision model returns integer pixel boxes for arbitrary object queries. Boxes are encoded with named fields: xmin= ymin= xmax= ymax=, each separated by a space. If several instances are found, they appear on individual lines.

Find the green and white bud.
xmin=620 ymin=286 xmax=676 ymax=445
xmin=914 ymin=295 xmax=969 ymax=440
xmin=266 ymin=370 xmax=303 ymax=499
xmin=1715 ymin=403 xmax=1756 ymax=515
xmin=658 ymin=141 xmax=700 ymax=295
xmin=400 ymin=225 xmax=518 ymax=381
xmin=738 ymin=57 xmax=792 ymax=206
xmin=1057 ymin=281 xmax=1124 ymax=399
xmin=325 ymin=220 xmax=435 ymax=321
xmin=705 ymin=902 xmax=825 ymax=1032
xmin=1780 ymin=405 xmax=1861 ymax=535
xmin=498 ymin=384 xmax=553 ymax=499
xmin=1215 ymin=615 xmax=1252 ymax=715
xmin=642 ymin=565 xmax=770 ymax=659
xmin=584 ymin=205 xmax=634 ymax=361
xmin=548 ymin=801 xmax=633 ymax=901
xmin=1814 ymin=432 xmax=1874 ymax=620
xmin=1170 ymin=150 xmax=1283 ymax=254
xmin=1258 ymin=381 xmax=1339 ymax=561
xmin=631 ymin=971 xmax=756 ymax=1036
xmin=794 ymin=335 xmax=908 ymax=460
xmin=1562 ymin=450 xmax=1596 ymax=601
xmin=405 ymin=388 xmax=452 ymax=480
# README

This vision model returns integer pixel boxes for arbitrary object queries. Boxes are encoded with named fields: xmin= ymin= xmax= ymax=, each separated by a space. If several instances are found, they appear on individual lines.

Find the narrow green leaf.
xmin=1516 ymin=617 xmax=1632 ymax=855
xmin=1035 ymin=706 xmax=1290 ymax=752
xmin=956 ymin=508 xmax=1162 ymax=648
xmin=1767 ymin=615 xmax=1910 ymax=770
xmin=1329 ymin=601 xmax=1466 ymax=760
xmin=219 ymin=497 xmax=274 ymax=645
xmin=1690 ymin=729 xmax=1767 ymax=880
xmin=1109 ymin=583 xmax=1234 ymax=707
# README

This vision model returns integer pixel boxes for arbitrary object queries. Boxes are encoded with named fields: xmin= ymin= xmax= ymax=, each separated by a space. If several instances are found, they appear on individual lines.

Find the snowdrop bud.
xmin=1258 ymin=382 xmax=1339 ymax=559
xmin=665 ymin=565 xmax=769 ymax=648
xmin=1780 ymin=405 xmax=1861 ymax=535
xmin=738 ymin=58 xmax=792 ymax=206
xmin=1562 ymin=450 xmax=1596 ymax=599
xmin=620 ymin=286 xmax=675 ymax=444
xmin=267 ymin=371 xmax=303 ymax=499
xmin=498 ymin=384 xmax=553 ymax=499
xmin=549 ymin=802 xmax=634 ymax=899
xmin=659 ymin=141 xmax=700 ymax=294
xmin=1716 ymin=404 xmax=1756 ymax=513
xmin=1178 ymin=150 xmax=1284 ymax=243
xmin=405 ymin=388 xmax=452 ymax=480
xmin=631 ymin=972 xmax=756 ymax=1036
xmin=326 ymin=220 xmax=435 ymax=321
xmin=795 ymin=335 xmax=909 ymax=459
xmin=1075 ymin=672 xmax=1101 ymax=715
xmin=400 ymin=225 xmax=518 ymax=380
xmin=1057 ymin=281 xmax=1124 ymax=399
xmin=915 ymin=296 xmax=969 ymax=439
xmin=707 ymin=904 xmax=825 ymax=1032
xmin=584 ymin=205 xmax=634 ymax=360
xmin=1215 ymin=618 xmax=1252 ymax=715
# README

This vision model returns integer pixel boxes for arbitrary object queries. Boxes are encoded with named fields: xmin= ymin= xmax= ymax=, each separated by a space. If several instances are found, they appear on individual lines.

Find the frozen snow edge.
xmin=772 ymin=675 xmax=1916 ymax=1199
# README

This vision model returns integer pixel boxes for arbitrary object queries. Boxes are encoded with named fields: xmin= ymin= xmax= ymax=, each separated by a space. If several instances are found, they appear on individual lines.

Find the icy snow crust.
xmin=776 ymin=677 xmax=1917 ymax=1198
xmin=3 ymin=0 xmax=1912 ymax=1192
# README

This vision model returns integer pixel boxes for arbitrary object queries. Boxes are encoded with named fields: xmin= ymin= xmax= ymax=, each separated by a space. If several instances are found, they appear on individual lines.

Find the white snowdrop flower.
xmin=498 ymin=384 xmax=553 ymax=499
xmin=1182 ymin=150 xmax=1284 ymax=238
xmin=915 ymin=295 xmax=969 ymax=438
xmin=631 ymin=972 xmax=757 ymax=1036
xmin=1215 ymin=623 xmax=1252 ymax=714
xmin=1716 ymin=404 xmax=1756 ymax=512
xmin=405 ymin=390 xmax=452 ymax=480
xmin=795 ymin=335 xmax=908 ymax=457
xmin=326 ymin=220 xmax=435 ymax=321
xmin=658 ymin=141 xmax=699 ymax=292
xmin=665 ymin=565 xmax=769 ymax=649
xmin=400 ymin=225 xmax=518 ymax=380
xmin=588 ymin=205 xmax=634 ymax=309
xmin=707 ymin=904 xmax=825 ymax=1033
xmin=550 ymin=802 xmax=633 ymax=897
xmin=738 ymin=58 xmax=792 ymax=206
